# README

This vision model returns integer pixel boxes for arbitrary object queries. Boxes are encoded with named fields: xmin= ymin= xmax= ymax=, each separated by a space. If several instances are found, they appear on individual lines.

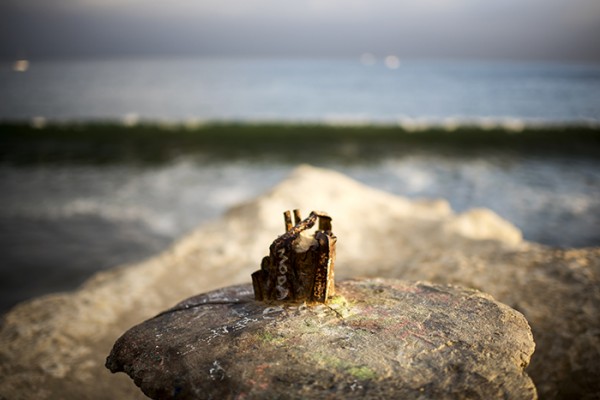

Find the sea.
xmin=1 ymin=57 xmax=600 ymax=313
xmin=2 ymin=57 xmax=600 ymax=124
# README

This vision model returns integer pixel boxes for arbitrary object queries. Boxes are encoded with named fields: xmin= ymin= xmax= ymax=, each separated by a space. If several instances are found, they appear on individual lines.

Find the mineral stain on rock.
xmin=106 ymin=279 xmax=537 ymax=399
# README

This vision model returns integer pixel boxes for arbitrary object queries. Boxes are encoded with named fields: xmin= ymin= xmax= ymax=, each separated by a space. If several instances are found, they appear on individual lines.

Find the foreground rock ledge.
xmin=106 ymin=279 xmax=536 ymax=399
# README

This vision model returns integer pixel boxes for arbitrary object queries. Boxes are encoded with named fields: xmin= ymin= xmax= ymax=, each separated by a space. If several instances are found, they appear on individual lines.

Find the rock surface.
xmin=106 ymin=279 xmax=536 ymax=400
xmin=1 ymin=165 xmax=599 ymax=399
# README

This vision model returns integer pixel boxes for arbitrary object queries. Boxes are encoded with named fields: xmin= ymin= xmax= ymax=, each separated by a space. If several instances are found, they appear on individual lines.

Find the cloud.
xmin=1 ymin=0 xmax=599 ymax=61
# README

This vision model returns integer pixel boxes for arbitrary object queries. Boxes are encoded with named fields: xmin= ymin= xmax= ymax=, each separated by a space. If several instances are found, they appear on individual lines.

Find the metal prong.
xmin=283 ymin=210 xmax=293 ymax=232
xmin=293 ymin=209 xmax=302 ymax=225
xmin=318 ymin=216 xmax=332 ymax=231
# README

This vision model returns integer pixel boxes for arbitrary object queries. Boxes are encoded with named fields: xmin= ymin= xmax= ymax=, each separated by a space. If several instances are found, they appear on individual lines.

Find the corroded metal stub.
xmin=251 ymin=210 xmax=337 ymax=303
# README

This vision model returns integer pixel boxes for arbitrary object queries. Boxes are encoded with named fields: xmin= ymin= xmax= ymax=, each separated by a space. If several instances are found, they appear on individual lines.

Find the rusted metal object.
xmin=251 ymin=210 xmax=336 ymax=303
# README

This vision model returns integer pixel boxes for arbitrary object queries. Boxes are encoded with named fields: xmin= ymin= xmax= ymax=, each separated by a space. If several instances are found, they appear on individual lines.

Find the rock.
xmin=106 ymin=279 xmax=536 ymax=400
xmin=442 ymin=208 xmax=523 ymax=246
xmin=1 ymin=165 xmax=599 ymax=399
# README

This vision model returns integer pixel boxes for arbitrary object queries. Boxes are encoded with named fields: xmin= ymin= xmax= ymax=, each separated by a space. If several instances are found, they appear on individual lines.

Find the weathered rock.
xmin=106 ymin=279 xmax=536 ymax=400
xmin=1 ymin=165 xmax=599 ymax=399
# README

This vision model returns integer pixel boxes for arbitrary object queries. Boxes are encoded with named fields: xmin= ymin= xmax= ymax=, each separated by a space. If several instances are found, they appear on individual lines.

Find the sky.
xmin=1 ymin=0 xmax=600 ymax=62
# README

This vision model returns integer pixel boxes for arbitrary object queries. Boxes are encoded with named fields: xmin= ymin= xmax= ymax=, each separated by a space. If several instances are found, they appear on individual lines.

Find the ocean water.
xmin=2 ymin=57 xmax=600 ymax=124
xmin=1 ymin=57 xmax=599 ymax=313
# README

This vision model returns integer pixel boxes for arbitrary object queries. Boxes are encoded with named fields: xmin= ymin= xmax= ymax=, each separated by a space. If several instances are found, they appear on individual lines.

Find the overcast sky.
xmin=1 ymin=0 xmax=599 ymax=62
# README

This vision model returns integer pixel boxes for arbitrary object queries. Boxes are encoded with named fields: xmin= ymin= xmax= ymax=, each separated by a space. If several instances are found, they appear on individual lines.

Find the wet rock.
xmin=106 ymin=279 xmax=536 ymax=400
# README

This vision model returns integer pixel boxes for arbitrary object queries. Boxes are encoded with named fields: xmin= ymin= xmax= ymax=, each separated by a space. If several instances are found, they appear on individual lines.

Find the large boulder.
xmin=106 ymin=280 xmax=536 ymax=399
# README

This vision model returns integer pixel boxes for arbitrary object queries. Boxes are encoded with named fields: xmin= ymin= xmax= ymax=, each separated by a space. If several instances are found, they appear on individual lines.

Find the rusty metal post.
xmin=251 ymin=210 xmax=337 ymax=303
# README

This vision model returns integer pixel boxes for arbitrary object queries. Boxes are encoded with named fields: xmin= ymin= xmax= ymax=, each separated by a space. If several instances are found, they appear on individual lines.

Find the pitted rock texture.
xmin=106 ymin=279 xmax=536 ymax=400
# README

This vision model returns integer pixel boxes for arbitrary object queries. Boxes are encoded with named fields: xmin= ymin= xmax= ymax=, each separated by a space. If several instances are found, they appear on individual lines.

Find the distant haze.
xmin=1 ymin=0 xmax=600 ymax=62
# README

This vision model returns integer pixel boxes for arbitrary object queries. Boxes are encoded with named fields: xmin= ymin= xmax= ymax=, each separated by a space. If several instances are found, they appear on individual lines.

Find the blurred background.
xmin=0 ymin=0 xmax=599 ymax=313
